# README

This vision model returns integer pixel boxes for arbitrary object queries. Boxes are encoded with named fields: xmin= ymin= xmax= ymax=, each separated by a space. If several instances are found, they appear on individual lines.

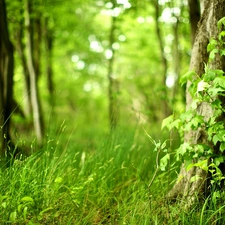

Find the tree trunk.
xmin=16 ymin=8 xmax=32 ymax=116
xmin=153 ymin=1 xmax=170 ymax=118
xmin=167 ymin=0 xmax=225 ymax=206
xmin=44 ymin=17 xmax=54 ymax=105
xmin=108 ymin=0 xmax=119 ymax=131
xmin=24 ymin=0 xmax=44 ymax=146
xmin=0 ymin=0 xmax=14 ymax=161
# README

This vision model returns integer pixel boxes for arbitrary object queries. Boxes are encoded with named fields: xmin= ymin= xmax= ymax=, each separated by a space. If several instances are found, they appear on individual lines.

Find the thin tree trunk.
xmin=33 ymin=15 xmax=42 ymax=79
xmin=171 ymin=13 xmax=180 ymax=106
xmin=153 ymin=0 xmax=170 ymax=117
xmin=0 ymin=0 xmax=14 ymax=160
xmin=24 ymin=0 xmax=44 ymax=146
xmin=167 ymin=0 xmax=225 ymax=206
xmin=108 ymin=0 xmax=119 ymax=131
xmin=16 ymin=9 xmax=32 ymax=116
xmin=44 ymin=17 xmax=54 ymax=105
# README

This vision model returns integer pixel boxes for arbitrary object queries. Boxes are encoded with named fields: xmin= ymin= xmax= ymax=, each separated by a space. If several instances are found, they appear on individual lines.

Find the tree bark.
xmin=0 ymin=0 xmax=14 ymax=160
xmin=24 ymin=0 xmax=44 ymax=146
xmin=167 ymin=0 xmax=225 ymax=206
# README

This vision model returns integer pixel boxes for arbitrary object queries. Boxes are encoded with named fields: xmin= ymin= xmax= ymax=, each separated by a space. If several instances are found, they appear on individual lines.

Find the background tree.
xmin=0 ymin=0 xmax=14 ymax=163
xmin=24 ymin=0 xmax=44 ymax=145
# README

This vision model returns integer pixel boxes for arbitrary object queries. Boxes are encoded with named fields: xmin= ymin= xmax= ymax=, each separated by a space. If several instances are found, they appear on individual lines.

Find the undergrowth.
xmin=0 ymin=125 xmax=225 ymax=224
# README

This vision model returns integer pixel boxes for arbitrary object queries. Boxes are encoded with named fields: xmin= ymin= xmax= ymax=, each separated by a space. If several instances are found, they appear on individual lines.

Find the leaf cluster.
xmin=162 ymin=23 xmax=225 ymax=187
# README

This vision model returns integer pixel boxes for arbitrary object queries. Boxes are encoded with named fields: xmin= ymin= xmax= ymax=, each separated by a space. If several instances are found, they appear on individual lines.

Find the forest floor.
xmin=0 ymin=122 xmax=225 ymax=224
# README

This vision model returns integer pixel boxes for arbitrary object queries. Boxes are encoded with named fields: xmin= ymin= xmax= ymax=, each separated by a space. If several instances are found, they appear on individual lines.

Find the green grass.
xmin=1 ymin=125 xmax=225 ymax=224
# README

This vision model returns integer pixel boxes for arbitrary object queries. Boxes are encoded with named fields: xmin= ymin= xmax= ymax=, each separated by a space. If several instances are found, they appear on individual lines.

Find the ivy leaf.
xmin=208 ymin=87 xmax=225 ymax=97
xmin=209 ymin=48 xmax=219 ymax=60
xmin=212 ymin=131 xmax=225 ymax=145
xmin=207 ymin=38 xmax=217 ymax=52
xmin=204 ymin=70 xmax=217 ymax=81
xmin=213 ymin=76 xmax=225 ymax=89
xmin=197 ymin=80 xmax=210 ymax=92
xmin=219 ymin=31 xmax=225 ymax=41
xmin=220 ymin=142 xmax=225 ymax=153
xmin=220 ymin=49 xmax=225 ymax=56
xmin=177 ymin=143 xmax=193 ymax=156
xmin=160 ymin=153 xmax=170 ymax=171
xmin=214 ymin=157 xmax=224 ymax=166
xmin=180 ymin=110 xmax=193 ymax=122
xmin=189 ymin=115 xmax=204 ymax=129
xmin=180 ymin=71 xmax=196 ymax=86
xmin=185 ymin=160 xmax=193 ymax=171
xmin=161 ymin=115 xmax=173 ymax=130
xmin=218 ymin=17 xmax=225 ymax=30
xmin=194 ymin=159 xmax=208 ymax=171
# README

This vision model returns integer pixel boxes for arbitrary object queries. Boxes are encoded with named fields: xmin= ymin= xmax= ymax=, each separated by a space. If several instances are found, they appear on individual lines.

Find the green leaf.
xmin=209 ymin=48 xmax=218 ymax=60
xmin=170 ymin=119 xmax=182 ymax=130
xmin=220 ymin=142 xmax=225 ymax=152
xmin=186 ymin=163 xmax=194 ymax=171
xmin=160 ymin=153 xmax=170 ymax=171
xmin=161 ymin=115 xmax=173 ymax=130
xmin=161 ymin=140 xmax=167 ymax=150
xmin=204 ymin=71 xmax=215 ymax=82
xmin=218 ymin=17 xmax=225 ymax=29
xmin=185 ymin=160 xmax=194 ymax=171
xmin=190 ymin=99 xmax=200 ymax=110
xmin=180 ymin=110 xmax=193 ymax=122
xmin=39 ymin=207 xmax=53 ymax=216
xmin=23 ymin=206 xmax=28 ymax=220
xmin=212 ymin=131 xmax=225 ymax=145
xmin=20 ymin=196 xmax=34 ymax=203
xmin=190 ymin=115 xmax=204 ymax=128
xmin=220 ymin=49 xmax=225 ymax=56
xmin=54 ymin=177 xmax=63 ymax=183
xmin=213 ymin=76 xmax=225 ymax=88
xmin=219 ymin=31 xmax=225 ymax=41
xmin=213 ymin=135 xmax=221 ymax=145
xmin=1 ymin=202 xmax=6 ymax=209
xmin=194 ymin=159 xmax=208 ymax=171
xmin=9 ymin=211 xmax=17 ymax=222
xmin=18 ymin=204 xmax=23 ymax=213
xmin=214 ymin=157 xmax=224 ymax=166
xmin=207 ymin=38 xmax=217 ymax=52
xmin=177 ymin=143 xmax=193 ymax=156
xmin=180 ymin=71 xmax=196 ymax=86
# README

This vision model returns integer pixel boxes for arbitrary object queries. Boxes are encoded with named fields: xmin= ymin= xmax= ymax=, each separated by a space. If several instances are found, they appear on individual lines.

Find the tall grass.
xmin=0 ymin=124 xmax=225 ymax=224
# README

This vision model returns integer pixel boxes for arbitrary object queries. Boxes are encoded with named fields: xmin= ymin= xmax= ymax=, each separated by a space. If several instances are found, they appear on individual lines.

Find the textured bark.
xmin=0 ymin=0 xmax=14 ymax=159
xmin=167 ymin=0 xmax=225 ymax=205
xmin=24 ymin=0 xmax=44 ymax=145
